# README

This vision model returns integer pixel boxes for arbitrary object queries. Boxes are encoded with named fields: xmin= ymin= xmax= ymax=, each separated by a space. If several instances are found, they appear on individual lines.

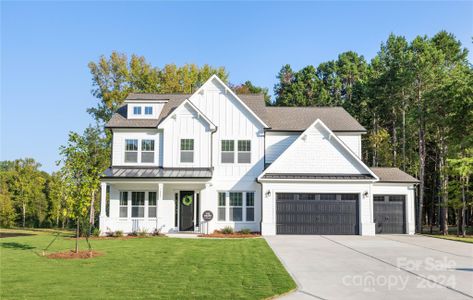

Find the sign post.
xmin=202 ymin=210 xmax=213 ymax=235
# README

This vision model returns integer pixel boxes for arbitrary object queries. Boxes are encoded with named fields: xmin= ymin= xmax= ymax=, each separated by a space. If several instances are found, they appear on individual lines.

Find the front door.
xmin=179 ymin=191 xmax=194 ymax=231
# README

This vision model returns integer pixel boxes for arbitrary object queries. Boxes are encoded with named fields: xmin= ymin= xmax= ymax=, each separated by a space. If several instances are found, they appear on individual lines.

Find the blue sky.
xmin=1 ymin=1 xmax=472 ymax=172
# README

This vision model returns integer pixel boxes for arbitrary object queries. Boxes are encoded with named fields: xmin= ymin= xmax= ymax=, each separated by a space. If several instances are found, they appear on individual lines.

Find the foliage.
xmin=220 ymin=226 xmax=234 ymax=234
xmin=113 ymin=230 xmax=124 ymax=237
xmin=91 ymin=227 xmax=101 ymax=237
xmin=87 ymin=52 xmax=229 ymax=125
xmin=239 ymin=228 xmax=252 ymax=235
xmin=0 ymin=178 xmax=16 ymax=227
xmin=231 ymin=80 xmax=271 ymax=105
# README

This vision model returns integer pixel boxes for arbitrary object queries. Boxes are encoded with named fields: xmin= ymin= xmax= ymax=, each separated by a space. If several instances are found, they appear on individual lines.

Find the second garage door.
xmin=276 ymin=193 xmax=359 ymax=235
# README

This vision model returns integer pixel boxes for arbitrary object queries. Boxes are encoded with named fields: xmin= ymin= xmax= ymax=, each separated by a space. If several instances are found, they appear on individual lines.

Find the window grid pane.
xmin=246 ymin=192 xmax=254 ymax=207
xmin=144 ymin=106 xmax=153 ymax=115
xmin=133 ymin=107 xmax=142 ymax=115
xmin=148 ymin=192 xmax=157 ymax=206
xmin=221 ymin=140 xmax=234 ymax=151
xmin=142 ymin=140 xmax=154 ymax=151
xmin=180 ymin=139 xmax=194 ymax=150
xmin=238 ymin=140 xmax=251 ymax=151
xmin=119 ymin=191 xmax=128 ymax=218
xmin=125 ymin=139 xmax=138 ymax=151
xmin=218 ymin=193 xmax=226 ymax=221
xmin=229 ymin=192 xmax=243 ymax=206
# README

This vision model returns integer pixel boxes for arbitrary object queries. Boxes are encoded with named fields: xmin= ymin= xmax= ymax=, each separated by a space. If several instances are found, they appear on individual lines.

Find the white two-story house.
xmin=99 ymin=75 xmax=418 ymax=236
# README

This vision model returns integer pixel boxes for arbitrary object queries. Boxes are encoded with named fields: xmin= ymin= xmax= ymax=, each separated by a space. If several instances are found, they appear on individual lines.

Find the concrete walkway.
xmin=265 ymin=235 xmax=473 ymax=300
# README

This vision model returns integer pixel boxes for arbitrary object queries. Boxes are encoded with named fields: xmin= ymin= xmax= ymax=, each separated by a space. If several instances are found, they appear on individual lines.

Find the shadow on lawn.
xmin=0 ymin=242 xmax=36 ymax=250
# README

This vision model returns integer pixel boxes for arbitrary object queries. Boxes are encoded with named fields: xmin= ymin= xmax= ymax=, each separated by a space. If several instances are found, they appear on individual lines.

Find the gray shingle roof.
xmin=102 ymin=167 xmax=212 ymax=178
xmin=262 ymin=173 xmax=374 ymax=180
xmin=371 ymin=167 xmax=419 ymax=183
xmin=105 ymin=93 xmax=366 ymax=132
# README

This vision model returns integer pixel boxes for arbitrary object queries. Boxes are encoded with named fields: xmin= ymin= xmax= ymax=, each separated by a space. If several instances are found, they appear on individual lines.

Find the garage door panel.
xmin=276 ymin=193 xmax=359 ymax=235
xmin=374 ymin=195 xmax=406 ymax=234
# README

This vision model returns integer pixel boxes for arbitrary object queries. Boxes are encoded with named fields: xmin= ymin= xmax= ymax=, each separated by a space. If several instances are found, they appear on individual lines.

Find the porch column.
xmin=100 ymin=182 xmax=107 ymax=217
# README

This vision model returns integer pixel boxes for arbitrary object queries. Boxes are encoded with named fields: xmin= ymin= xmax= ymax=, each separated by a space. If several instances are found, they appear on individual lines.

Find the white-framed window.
xmin=229 ymin=192 xmax=243 ymax=221
xmin=180 ymin=139 xmax=194 ymax=163
xmin=238 ymin=140 xmax=251 ymax=163
xmin=148 ymin=192 xmax=157 ymax=218
xmin=141 ymin=140 xmax=155 ymax=163
xmin=133 ymin=106 xmax=142 ymax=115
xmin=218 ymin=192 xmax=226 ymax=221
xmin=125 ymin=139 xmax=138 ymax=163
xmin=131 ymin=192 xmax=145 ymax=218
xmin=119 ymin=191 xmax=128 ymax=218
xmin=144 ymin=106 xmax=153 ymax=115
xmin=246 ymin=192 xmax=255 ymax=221
xmin=221 ymin=140 xmax=235 ymax=163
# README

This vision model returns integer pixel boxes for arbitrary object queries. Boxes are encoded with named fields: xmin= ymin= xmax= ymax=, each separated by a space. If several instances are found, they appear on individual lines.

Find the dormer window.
xmin=133 ymin=106 xmax=142 ymax=115
xmin=144 ymin=106 xmax=153 ymax=115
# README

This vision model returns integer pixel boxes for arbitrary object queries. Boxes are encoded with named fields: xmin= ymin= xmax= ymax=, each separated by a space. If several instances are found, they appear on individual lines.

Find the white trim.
xmin=158 ymin=99 xmax=217 ymax=131
xmin=258 ymin=119 xmax=379 ymax=181
xmin=189 ymin=75 xmax=269 ymax=128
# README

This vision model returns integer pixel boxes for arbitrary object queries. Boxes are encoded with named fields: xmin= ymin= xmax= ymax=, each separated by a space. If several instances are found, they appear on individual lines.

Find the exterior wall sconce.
xmin=363 ymin=191 xmax=369 ymax=198
xmin=265 ymin=190 xmax=271 ymax=197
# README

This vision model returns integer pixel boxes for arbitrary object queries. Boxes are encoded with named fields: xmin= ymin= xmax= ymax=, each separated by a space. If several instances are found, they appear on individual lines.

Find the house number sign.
xmin=202 ymin=210 xmax=213 ymax=221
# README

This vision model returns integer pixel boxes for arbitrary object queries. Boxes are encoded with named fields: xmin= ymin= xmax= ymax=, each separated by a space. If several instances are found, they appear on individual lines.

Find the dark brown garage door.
xmin=276 ymin=193 xmax=359 ymax=235
xmin=373 ymin=195 xmax=406 ymax=234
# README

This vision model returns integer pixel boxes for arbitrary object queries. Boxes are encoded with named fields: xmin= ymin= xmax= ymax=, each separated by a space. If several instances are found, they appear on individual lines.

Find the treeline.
xmin=273 ymin=31 xmax=473 ymax=234
xmin=1 ymin=31 xmax=471 ymax=235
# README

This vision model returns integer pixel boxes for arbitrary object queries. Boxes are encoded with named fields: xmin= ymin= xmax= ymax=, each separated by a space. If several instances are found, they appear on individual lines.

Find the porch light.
xmin=265 ymin=190 xmax=271 ymax=197
xmin=363 ymin=191 xmax=369 ymax=198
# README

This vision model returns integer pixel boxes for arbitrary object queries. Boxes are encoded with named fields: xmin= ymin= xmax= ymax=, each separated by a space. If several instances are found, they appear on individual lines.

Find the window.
xmin=221 ymin=140 xmax=235 ymax=163
xmin=133 ymin=106 xmax=142 ymax=115
xmin=148 ymin=192 xmax=157 ymax=218
xmin=144 ymin=106 xmax=153 ymax=115
xmin=229 ymin=192 xmax=243 ymax=221
xmin=119 ymin=192 xmax=128 ymax=218
xmin=341 ymin=194 xmax=359 ymax=201
xmin=238 ymin=140 xmax=251 ymax=163
xmin=131 ymin=192 xmax=145 ymax=218
xmin=141 ymin=140 xmax=155 ymax=163
xmin=320 ymin=194 xmax=337 ymax=201
xmin=125 ymin=139 xmax=138 ymax=163
xmin=218 ymin=192 xmax=226 ymax=221
xmin=246 ymin=192 xmax=255 ymax=222
xmin=180 ymin=139 xmax=194 ymax=163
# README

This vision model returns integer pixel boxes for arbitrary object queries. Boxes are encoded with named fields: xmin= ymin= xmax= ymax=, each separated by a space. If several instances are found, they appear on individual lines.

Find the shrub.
xmin=113 ymin=230 xmax=124 ymax=237
xmin=221 ymin=226 xmax=234 ymax=234
xmin=92 ymin=228 xmax=101 ymax=237
xmin=239 ymin=228 xmax=252 ymax=235
xmin=128 ymin=231 xmax=138 ymax=237
xmin=152 ymin=228 xmax=164 ymax=237
xmin=137 ymin=228 xmax=148 ymax=237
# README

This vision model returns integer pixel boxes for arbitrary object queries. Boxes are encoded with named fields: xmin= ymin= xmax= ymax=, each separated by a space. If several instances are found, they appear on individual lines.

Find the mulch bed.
xmin=47 ymin=250 xmax=103 ymax=259
xmin=198 ymin=233 xmax=261 ymax=238
xmin=69 ymin=235 xmax=165 ymax=240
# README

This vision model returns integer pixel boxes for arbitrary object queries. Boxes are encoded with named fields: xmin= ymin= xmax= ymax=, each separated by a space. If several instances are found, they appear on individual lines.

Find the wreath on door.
xmin=182 ymin=195 xmax=193 ymax=206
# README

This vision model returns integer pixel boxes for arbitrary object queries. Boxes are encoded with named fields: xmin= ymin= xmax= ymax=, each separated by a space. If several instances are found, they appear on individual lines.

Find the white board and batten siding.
xmin=160 ymin=102 xmax=212 ymax=168
xmin=112 ymin=129 xmax=162 ymax=166
xmin=189 ymin=78 xmax=265 ymax=180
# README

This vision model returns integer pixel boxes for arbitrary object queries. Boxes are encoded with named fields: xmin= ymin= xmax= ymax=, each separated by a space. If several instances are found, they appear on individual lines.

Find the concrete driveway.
xmin=265 ymin=235 xmax=473 ymax=300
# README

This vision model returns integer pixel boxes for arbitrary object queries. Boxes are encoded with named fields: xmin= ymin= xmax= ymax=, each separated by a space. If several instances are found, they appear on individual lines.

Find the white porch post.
xmin=157 ymin=183 xmax=163 ymax=230
xmin=100 ymin=182 xmax=107 ymax=217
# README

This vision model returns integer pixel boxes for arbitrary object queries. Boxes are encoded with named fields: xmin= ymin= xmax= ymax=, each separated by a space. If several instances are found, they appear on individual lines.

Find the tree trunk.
xmin=392 ymin=107 xmax=397 ymax=167
xmin=22 ymin=202 xmax=26 ymax=228
xmin=89 ymin=190 xmax=96 ymax=226
xmin=439 ymin=137 xmax=448 ymax=236
xmin=401 ymin=92 xmax=407 ymax=171
xmin=416 ymin=86 xmax=426 ymax=234
xmin=461 ymin=177 xmax=467 ymax=237
xmin=75 ymin=218 xmax=80 ymax=253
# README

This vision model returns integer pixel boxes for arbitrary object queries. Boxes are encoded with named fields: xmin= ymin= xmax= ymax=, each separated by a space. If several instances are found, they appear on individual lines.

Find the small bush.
xmin=128 ymin=231 xmax=138 ymax=237
xmin=152 ymin=228 xmax=164 ymax=236
xmin=239 ymin=228 xmax=252 ymax=235
xmin=221 ymin=226 xmax=234 ymax=234
xmin=113 ymin=230 xmax=124 ymax=237
xmin=92 ymin=228 xmax=101 ymax=237
xmin=137 ymin=228 xmax=148 ymax=237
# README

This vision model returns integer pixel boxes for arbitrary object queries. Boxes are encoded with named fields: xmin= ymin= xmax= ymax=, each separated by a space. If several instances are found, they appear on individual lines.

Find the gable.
xmin=158 ymin=99 xmax=216 ymax=132
xmin=189 ymin=75 xmax=269 ymax=130
xmin=260 ymin=119 xmax=377 ymax=180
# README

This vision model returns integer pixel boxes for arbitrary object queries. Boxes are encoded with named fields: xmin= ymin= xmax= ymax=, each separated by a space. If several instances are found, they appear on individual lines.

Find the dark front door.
xmin=276 ymin=193 xmax=359 ymax=235
xmin=179 ymin=191 xmax=194 ymax=231
xmin=374 ymin=195 xmax=406 ymax=234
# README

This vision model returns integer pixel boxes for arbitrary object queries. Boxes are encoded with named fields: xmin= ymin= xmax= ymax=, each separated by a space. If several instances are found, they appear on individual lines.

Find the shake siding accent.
xmin=266 ymin=123 xmax=368 ymax=175
xmin=265 ymin=132 xmax=299 ymax=163
xmin=337 ymin=134 xmax=362 ymax=157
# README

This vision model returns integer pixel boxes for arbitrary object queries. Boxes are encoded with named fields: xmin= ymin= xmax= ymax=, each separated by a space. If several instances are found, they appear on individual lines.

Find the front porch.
xmin=99 ymin=180 xmax=210 ymax=235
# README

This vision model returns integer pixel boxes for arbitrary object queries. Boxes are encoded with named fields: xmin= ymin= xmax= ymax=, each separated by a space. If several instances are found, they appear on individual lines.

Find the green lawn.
xmin=0 ymin=229 xmax=295 ymax=299
xmin=424 ymin=234 xmax=473 ymax=244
